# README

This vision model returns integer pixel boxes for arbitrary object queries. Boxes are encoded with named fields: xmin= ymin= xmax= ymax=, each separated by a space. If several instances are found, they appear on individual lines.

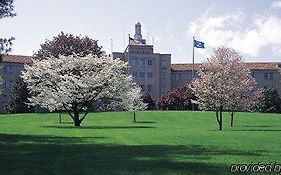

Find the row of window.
xmin=130 ymin=50 xmax=152 ymax=54
xmin=132 ymin=72 xmax=153 ymax=79
xmin=172 ymin=72 xmax=276 ymax=81
xmin=140 ymin=85 xmax=153 ymax=92
xmin=129 ymin=59 xmax=153 ymax=66
xmin=173 ymin=74 xmax=183 ymax=80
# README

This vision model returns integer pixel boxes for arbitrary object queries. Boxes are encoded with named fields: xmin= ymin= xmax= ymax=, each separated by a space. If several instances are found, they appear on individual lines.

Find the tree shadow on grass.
xmin=242 ymin=125 xmax=275 ymax=128
xmin=43 ymin=125 xmax=155 ymax=129
xmin=228 ymin=129 xmax=281 ymax=132
xmin=135 ymin=121 xmax=156 ymax=124
xmin=0 ymin=133 xmax=264 ymax=175
xmin=59 ymin=121 xmax=74 ymax=124
xmin=0 ymin=133 xmax=106 ymax=144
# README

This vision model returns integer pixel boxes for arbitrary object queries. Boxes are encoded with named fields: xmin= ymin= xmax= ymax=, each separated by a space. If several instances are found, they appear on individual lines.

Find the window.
xmin=148 ymin=60 xmax=152 ymax=66
xmin=147 ymin=72 xmax=153 ymax=78
xmin=9 ymin=80 xmax=13 ymax=88
xmin=251 ymin=72 xmax=255 ymax=78
xmin=161 ymin=85 xmax=166 ymax=93
xmin=141 ymin=59 xmax=146 ymax=66
xmin=8 ymin=65 xmax=12 ymax=73
xmin=132 ymin=72 xmax=138 ymax=78
xmin=161 ymin=60 xmax=167 ymax=67
xmin=140 ymin=72 xmax=145 ymax=78
xmin=3 ymin=81 xmax=8 ymax=89
xmin=179 ymin=73 xmax=182 ymax=80
xmin=134 ymin=59 xmax=139 ymax=66
xmin=3 ymin=66 xmax=7 ymax=73
xmin=162 ymin=72 xmax=167 ymax=79
xmin=270 ymin=73 xmax=274 ymax=80
xmin=264 ymin=73 xmax=268 ymax=80
xmin=147 ymin=85 xmax=153 ymax=92
xmin=140 ymin=85 xmax=145 ymax=91
xmin=173 ymin=74 xmax=177 ymax=80
xmin=129 ymin=58 xmax=134 ymax=66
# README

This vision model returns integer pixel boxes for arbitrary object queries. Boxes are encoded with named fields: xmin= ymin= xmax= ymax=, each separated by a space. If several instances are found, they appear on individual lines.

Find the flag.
xmin=193 ymin=39 xmax=205 ymax=49
xmin=129 ymin=37 xmax=142 ymax=45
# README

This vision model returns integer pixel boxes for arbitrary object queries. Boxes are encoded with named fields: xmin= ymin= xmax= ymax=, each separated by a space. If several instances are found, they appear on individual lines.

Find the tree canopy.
xmin=141 ymin=92 xmax=155 ymax=110
xmin=156 ymin=85 xmax=195 ymax=110
xmin=34 ymin=32 xmax=104 ymax=60
xmin=5 ymin=77 xmax=34 ymax=113
xmin=190 ymin=46 xmax=256 ymax=130
xmin=22 ymin=55 xmax=141 ymax=127
xmin=0 ymin=0 xmax=16 ymax=57
xmin=253 ymin=87 xmax=281 ymax=113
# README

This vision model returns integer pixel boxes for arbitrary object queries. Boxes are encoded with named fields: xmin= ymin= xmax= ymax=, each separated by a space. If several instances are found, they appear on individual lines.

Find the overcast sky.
xmin=1 ymin=0 xmax=281 ymax=63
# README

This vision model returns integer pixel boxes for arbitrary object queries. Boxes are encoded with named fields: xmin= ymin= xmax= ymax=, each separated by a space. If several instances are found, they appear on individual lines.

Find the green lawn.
xmin=0 ymin=111 xmax=280 ymax=175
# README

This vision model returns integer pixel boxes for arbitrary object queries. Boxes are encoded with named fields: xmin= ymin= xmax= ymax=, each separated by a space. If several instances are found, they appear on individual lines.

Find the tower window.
xmin=148 ymin=60 xmax=152 ymax=65
xmin=162 ymin=72 xmax=167 ymax=79
xmin=161 ymin=60 xmax=167 ymax=67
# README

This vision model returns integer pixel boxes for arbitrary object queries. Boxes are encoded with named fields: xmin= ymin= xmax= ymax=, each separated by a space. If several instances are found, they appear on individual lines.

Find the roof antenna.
xmin=110 ymin=38 xmax=113 ymax=54
xmin=123 ymin=28 xmax=125 ymax=50
xmin=147 ymin=27 xmax=149 ymax=45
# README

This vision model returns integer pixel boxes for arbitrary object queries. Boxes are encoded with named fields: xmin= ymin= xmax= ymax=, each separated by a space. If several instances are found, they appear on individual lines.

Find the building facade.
xmin=113 ymin=22 xmax=281 ymax=99
xmin=0 ymin=22 xmax=280 ymax=112
xmin=113 ymin=22 xmax=171 ymax=99
xmin=0 ymin=55 xmax=33 ymax=112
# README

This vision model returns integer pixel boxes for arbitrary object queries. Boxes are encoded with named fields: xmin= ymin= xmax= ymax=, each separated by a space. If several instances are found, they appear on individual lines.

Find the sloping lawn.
xmin=0 ymin=111 xmax=280 ymax=175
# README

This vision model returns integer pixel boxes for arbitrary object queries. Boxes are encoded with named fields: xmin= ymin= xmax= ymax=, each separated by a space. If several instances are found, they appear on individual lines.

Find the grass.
xmin=0 ymin=111 xmax=281 ymax=174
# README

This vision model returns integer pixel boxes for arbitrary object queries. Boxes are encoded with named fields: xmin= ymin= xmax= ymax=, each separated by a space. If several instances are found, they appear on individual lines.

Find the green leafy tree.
xmin=5 ymin=77 xmax=34 ymax=113
xmin=253 ymin=87 xmax=281 ymax=113
xmin=0 ymin=0 xmax=16 ymax=58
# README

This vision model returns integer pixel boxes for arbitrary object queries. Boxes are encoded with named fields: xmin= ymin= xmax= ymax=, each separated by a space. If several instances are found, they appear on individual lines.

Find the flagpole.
xmin=127 ymin=34 xmax=130 ymax=74
xmin=192 ymin=37 xmax=195 ymax=111
xmin=192 ymin=36 xmax=195 ymax=80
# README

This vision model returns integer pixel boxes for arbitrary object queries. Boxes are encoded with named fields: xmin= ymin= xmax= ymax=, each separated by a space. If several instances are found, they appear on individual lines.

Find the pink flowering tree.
xmin=190 ymin=46 xmax=256 ymax=130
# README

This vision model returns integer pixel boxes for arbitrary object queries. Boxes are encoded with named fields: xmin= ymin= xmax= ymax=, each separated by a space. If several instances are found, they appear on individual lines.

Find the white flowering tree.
xmin=123 ymin=86 xmax=147 ymax=123
xmin=22 ymin=55 xmax=140 ymax=127
xmin=190 ymin=47 xmax=256 ymax=130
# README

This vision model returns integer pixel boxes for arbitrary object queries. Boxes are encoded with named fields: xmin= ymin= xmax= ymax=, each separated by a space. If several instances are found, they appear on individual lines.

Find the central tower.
xmin=134 ymin=22 xmax=146 ymax=44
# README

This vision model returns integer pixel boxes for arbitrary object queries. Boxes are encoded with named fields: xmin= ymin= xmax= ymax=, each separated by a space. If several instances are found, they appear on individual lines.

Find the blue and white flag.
xmin=193 ymin=39 xmax=205 ymax=49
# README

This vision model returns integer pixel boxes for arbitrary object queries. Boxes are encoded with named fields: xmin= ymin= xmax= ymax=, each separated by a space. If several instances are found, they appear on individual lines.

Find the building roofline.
xmin=171 ymin=62 xmax=280 ymax=71
xmin=2 ymin=55 xmax=33 ymax=64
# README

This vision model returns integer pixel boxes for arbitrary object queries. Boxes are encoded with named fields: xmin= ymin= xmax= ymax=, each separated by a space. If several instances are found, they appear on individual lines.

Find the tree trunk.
xmin=216 ymin=106 xmax=223 ymax=131
xmin=133 ymin=112 xmax=136 ymax=123
xmin=215 ymin=111 xmax=222 ymax=131
xmin=219 ymin=109 xmax=223 ymax=131
xmin=73 ymin=111 xmax=81 ymax=127
xmin=230 ymin=111 xmax=234 ymax=127
xmin=59 ymin=112 xmax=62 ymax=123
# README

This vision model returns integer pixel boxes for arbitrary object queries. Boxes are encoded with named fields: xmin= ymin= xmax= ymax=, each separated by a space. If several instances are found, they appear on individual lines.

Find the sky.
xmin=1 ymin=0 xmax=281 ymax=63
